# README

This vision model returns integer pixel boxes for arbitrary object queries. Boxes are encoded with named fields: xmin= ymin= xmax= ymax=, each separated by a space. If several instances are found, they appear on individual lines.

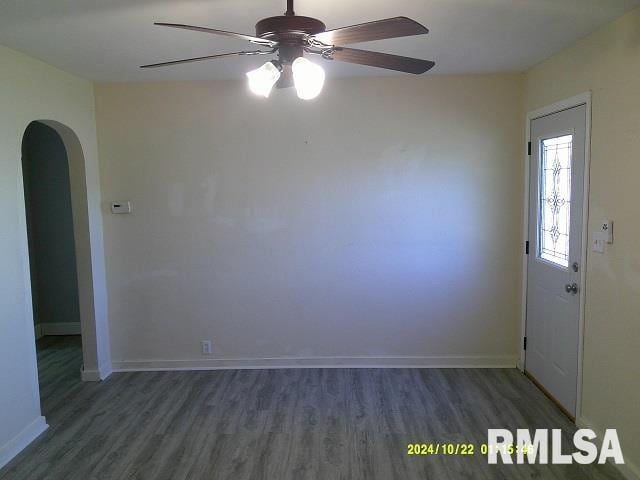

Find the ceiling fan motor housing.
xmin=256 ymin=16 xmax=326 ymax=64
xmin=255 ymin=16 xmax=325 ymax=40
xmin=256 ymin=16 xmax=325 ymax=46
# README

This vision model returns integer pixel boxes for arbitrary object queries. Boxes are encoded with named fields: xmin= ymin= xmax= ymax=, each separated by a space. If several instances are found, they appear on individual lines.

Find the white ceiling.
xmin=0 ymin=0 xmax=638 ymax=81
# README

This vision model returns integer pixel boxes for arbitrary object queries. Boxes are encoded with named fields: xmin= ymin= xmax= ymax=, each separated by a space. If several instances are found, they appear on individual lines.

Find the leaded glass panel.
xmin=539 ymin=135 xmax=572 ymax=268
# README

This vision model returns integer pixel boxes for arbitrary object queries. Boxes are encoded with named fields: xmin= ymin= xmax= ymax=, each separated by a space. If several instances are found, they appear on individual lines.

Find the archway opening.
xmin=21 ymin=119 xmax=108 ymax=387
xmin=22 ymin=121 xmax=83 ymax=408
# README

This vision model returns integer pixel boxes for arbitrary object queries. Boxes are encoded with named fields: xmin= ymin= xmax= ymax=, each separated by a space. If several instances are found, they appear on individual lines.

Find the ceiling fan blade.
xmin=140 ymin=50 xmax=273 ymax=68
xmin=310 ymin=17 xmax=428 ymax=46
xmin=154 ymin=23 xmax=278 ymax=47
xmin=324 ymin=47 xmax=434 ymax=74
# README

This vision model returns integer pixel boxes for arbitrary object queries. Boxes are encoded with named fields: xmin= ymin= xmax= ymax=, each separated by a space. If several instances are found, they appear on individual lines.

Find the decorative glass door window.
xmin=538 ymin=134 xmax=572 ymax=267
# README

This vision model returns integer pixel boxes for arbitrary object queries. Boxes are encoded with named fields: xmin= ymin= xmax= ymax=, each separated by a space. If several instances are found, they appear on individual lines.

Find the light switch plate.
xmin=111 ymin=201 xmax=132 ymax=214
xmin=592 ymin=232 xmax=606 ymax=253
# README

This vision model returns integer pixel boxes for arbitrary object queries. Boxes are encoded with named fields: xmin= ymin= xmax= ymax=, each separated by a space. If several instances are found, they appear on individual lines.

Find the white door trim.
xmin=519 ymin=92 xmax=592 ymax=421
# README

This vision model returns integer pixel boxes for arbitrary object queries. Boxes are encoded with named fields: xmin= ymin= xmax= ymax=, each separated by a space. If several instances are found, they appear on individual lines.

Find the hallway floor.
xmin=34 ymin=335 xmax=83 ymax=418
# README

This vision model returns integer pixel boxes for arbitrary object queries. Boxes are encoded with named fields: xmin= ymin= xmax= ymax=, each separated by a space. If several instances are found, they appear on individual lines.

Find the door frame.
xmin=519 ymin=92 xmax=592 ymax=421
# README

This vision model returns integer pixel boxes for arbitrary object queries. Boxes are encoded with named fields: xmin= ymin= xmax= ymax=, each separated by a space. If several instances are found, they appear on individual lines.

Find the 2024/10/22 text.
xmin=407 ymin=443 xmax=532 ymax=456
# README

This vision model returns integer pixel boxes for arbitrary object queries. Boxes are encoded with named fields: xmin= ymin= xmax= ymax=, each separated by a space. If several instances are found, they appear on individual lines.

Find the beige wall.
xmin=95 ymin=74 xmax=525 ymax=370
xmin=527 ymin=8 xmax=640 ymax=476
xmin=0 ymin=45 xmax=109 ymax=467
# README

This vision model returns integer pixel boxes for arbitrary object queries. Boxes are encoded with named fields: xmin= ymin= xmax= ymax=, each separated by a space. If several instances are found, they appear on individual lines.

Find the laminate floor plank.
xmin=0 ymin=336 xmax=626 ymax=480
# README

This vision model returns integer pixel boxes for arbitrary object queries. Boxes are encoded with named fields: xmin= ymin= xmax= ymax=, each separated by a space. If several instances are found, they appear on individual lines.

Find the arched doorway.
xmin=23 ymin=121 xmax=84 ymax=400
xmin=21 ymin=120 xmax=110 ymax=382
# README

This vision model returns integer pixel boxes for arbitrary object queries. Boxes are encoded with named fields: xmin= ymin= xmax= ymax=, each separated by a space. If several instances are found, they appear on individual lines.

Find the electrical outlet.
xmin=201 ymin=340 xmax=212 ymax=355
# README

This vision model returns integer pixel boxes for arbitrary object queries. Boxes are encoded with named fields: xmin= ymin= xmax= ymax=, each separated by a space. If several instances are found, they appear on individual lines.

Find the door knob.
xmin=565 ymin=283 xmax=578 ymax=295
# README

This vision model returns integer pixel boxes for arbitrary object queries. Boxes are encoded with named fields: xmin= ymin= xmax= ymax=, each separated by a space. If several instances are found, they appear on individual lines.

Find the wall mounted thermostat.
xmin=111 ymin=201 xmax=132 ymax=214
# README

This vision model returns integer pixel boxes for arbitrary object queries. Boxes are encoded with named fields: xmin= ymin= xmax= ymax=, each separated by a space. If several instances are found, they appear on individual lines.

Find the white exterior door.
xmin=526 ymin=104 xmax=587 ymax=417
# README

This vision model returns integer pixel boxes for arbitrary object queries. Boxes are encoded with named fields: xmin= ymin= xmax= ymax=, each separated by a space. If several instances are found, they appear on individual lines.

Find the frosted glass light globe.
xmin=246 ymin=61 xmax=281 ymax=98
xmin=292 ymin=57 xmax=325 ymax=100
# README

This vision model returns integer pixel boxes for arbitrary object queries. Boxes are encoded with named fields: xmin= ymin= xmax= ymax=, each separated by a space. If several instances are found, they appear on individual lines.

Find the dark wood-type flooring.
xmin=0 ymin=336 xmax=624 ymax=479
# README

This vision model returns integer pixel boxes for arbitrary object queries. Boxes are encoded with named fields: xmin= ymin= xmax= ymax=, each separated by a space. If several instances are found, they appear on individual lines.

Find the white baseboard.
xmin=112 ymin=355 xmax=518 ymax=372
xmin=577 ymin=416 xmax=639 ymax=480
xmin=81 ymin=361 xmax=113 ymax=382
xmin=0 ymin=416 xmax=48 ymax=470
xmin=38 ymin=322 xmax=81 ymax=336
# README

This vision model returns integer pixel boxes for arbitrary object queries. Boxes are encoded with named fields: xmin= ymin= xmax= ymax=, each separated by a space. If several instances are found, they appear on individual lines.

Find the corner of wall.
xmin=0 ymin=416 xmax=48 ymax=471
xmin=577 ymin=417 xmax=640 ymax=480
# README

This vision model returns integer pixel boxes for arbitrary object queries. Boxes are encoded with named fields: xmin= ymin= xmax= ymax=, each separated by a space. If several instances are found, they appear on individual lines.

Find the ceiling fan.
xmin=141 ymin=0 xmax=435 ymax=100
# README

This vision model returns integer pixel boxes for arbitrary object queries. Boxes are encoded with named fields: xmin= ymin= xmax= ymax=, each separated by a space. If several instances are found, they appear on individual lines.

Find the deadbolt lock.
xmin=565 ymin=283 xmax=579 ymax=295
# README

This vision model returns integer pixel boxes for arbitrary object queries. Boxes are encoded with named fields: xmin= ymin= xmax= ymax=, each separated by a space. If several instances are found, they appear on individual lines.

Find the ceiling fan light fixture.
xmin=292 ymin=57 xmax=325 ymax=100
xmin=246 ymin=61 xmax=282 ymax=97
xmin=145 ymin=2 xmax=435 ymax=93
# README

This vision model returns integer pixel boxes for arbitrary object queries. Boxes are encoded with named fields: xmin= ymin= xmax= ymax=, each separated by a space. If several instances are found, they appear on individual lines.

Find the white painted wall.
xmin=0 ymin=45 xmax=109 ymax=468
xmin=526 ymin=7 xmax=640 ymax=478
xmin=95 ymin=74 xmax=525 ymax=370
